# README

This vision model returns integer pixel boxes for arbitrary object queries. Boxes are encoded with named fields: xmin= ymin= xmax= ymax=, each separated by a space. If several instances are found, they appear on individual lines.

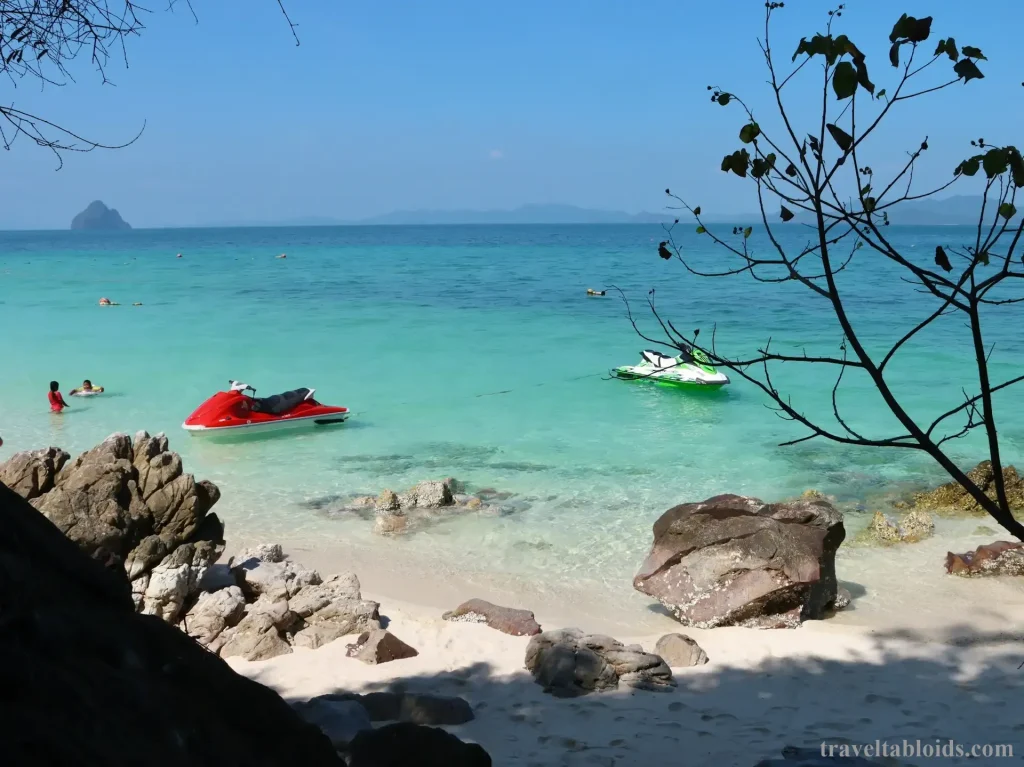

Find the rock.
xmin=375 ymin=489 xmax=400 ymax=512
xmin=181 ymin=586 xmax=246 ymax=646
xmin=292 ymin=698 xmax=372 ymax=749
xmin=945 ymin=541 xmax=1024 ymax=576
xmin=442 ymin=598 xmax=542 ymax=636
xmin=868 ymin=511 xmax=902 ymax=543
xmin=70 ymin=200 xmax=132 ymax=230
xmin=218 ymin=611 xmax=294 ymax=661
xmin=906 ymin=460 xmax=1024 ymax=516
xmin=0 ymin=479 xmax=342 ymax=766
xmin=235 ymin=558 xmax=322 ymax=601
xmin=248 ymin=594 xmax=300 ymax=631
xmin=231 ymin=543 xmax=285 ymax=566
xmin=348 ymin=722 xmax=492 ymax=767
xmin=199 ymin=563 xmax=239 ymax=592
xmin=373 ymin=509 xmax=407 ymax=535
xmin=7 ymin=432 xmax=225 ymax=626
xmin=404 ymin=480 xmax=455 ymax=509
xmin=633 ymin=494 xmax=845 ymax=629
xmin=306 ymin=691 xmax=475 ymax=726
xmin=897 ymin=509 xmax=934 ymax=542
xmin=346 ymin=629 xmax=419 ymax=664
xmin=291 ymin=572 xmax=381 ymax=634
xmin=754 ymin=745 xmax=888 ymax=765
xmin=465 ymin=496 xmax=483 ymax=510
xmin=654 ymin=633 xmax=708 ymax=667
xmin=525 ymin=628 xmax=673 ymax=696
xmin=0 ymin=446 xmax=70 ymax=500
xmin=834 ymin=586 xmax=852 ymax=610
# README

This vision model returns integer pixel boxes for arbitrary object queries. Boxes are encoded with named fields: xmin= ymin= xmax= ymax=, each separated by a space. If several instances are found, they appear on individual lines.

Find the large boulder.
xmin=348 ymin=723 xmax=491 ymax=767
xmin=525 ymin=628 xmax=674 ymax=697
xmin=0 ymin=479 xmax=342 ymax=766
xmin=945 ymin=541 xmax=1024 ymax=576
xmin=904 ymin=460 xmax=1024 ymax=516
xmin=633 ymin=494 xmax=845 ymax=628
xmin=654 ymin=633 xmax=708 ymax=667
xmin=1 ymin=432 xmax=224 ymax=625
xmin=305 ymin=691 xmax=475 ymax=726
xmin=345 ymin=629 xmax=419 ymax=665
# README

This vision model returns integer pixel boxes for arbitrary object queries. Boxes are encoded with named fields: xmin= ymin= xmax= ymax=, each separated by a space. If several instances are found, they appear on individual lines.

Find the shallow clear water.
xmin=1 ymin=224 xmax=1022 ymax=613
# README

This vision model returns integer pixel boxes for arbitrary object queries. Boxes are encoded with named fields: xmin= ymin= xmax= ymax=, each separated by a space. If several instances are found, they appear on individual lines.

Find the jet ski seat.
xmin=641 ymin=349 xmax=678 ymax=369
xmin=252 ymin=388 xmax=313 ymax=414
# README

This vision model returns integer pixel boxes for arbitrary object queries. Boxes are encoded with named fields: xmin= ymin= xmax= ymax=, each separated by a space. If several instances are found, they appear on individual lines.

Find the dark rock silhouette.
xmin=71 ymin=200 xmax=132 ymax=230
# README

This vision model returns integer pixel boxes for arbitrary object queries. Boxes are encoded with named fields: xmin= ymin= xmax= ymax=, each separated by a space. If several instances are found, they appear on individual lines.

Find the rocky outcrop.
xmin=349 ymin=723 xmax=491 ymax=767
xmin=866 ymin=509 xmax=934 ymax=544
xmin=0 ymin=477 xmax=342 ymax=766
xmin=903 ymin=461 xmax=1024 ymax=516
xmin=70 ymin=199 xmax=132 ymax=230
xmin=305 ymin=691 xmax=475 ymax=726
xmin=945 ymin=541 xmax=1024 ymax=576
xmin=654 ymin=633 xmax=708 ymax=667
xmin=443 ymin=598 xmax=542 ymax=636
xmin=633 ymin=494 xmax=845 ymax=629
xmin=346 ymin=629 xmax=419 ymax=664
xmin=1 ymin=432 xmax=223 ymax=626
xmin=525 ymin=628 xmax=674 ymax=697
xmin=201 ymin=552 xmax=382 ymax=661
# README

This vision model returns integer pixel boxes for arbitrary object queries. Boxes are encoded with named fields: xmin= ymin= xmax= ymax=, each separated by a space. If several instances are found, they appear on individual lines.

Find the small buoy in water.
xmin=586 ymin=289 xmax=606 ymax=296
xmin=276 ymin=253 xmax=287 ymax=259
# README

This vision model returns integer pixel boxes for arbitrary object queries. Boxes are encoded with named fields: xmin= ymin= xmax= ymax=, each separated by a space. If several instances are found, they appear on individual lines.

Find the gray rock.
xmin=247 ymin=593 xmax=300 ymax=632
xmin=291 ymin=573 xmax=381 ymax=636
xmin=442 ymin=598 xmax=541 ymax=636
xmin=291 ymin=623 xmax=349 ymax=650
xmin=525 ymin=628 xmax=673 ymax=697
xmin=235 ymin=558 xmax=322 ymax=602
xmin=198 ymin=563 xmax=239 ymax=593
xmin=633 ymin=494 xmax=845 ymax=628
xmin=232 ymin=543 xmax=285 ymax=566
xmin=181 ymin=585 xmax=246 ymax=646
xmin=405 ymin=480 xmax=454 ymax=509
xmin=374 ymin=489 xmax=400 ymax=512
xmin=654 ymin=633 xmax=708 ymax=667
xmin=308 ymin=691 xmax=474 ymax=725
xmin=0 ymin=446 xmax=70 ymax=500
xmin=218 ymin=611 xmax=294 ymax=661
xmin=834 ymin=586 xmax=852 ymax=610
xmin=293 ymin=698 xmax=372 ymax=749
xmin=346 ymin=629 xmax=419 ymax=665
xmin=348 ymin=723 xmax=491 ymax=767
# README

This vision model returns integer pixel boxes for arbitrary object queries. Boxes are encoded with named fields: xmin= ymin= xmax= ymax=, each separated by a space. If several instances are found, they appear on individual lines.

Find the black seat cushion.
xmin=252 ymin=388 xmax=310 ymax=415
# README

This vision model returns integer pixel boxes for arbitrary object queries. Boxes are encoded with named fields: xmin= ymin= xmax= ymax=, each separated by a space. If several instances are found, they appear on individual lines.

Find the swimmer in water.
xmin=69 ymin=379 xmax=104 ymax=396
xmin=48 ymin=381 xmax=69 ymax=412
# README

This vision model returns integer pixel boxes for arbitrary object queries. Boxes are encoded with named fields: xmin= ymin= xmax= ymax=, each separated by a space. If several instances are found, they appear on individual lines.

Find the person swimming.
xmin=69 ymin=380 xmax=104 ymax=396
xmin=48 ymin=381 xmax=69 ymax=412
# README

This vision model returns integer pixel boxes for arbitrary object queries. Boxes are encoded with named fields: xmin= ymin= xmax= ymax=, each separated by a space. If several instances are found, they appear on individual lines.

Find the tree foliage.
xmin=642 ymin=3 xmax=1024 ymax=539
xmin=0 ymin=0 xmax=297 ymax=167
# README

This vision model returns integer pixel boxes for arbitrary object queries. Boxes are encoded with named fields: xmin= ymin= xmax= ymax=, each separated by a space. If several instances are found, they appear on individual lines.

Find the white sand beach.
xmin=227 ymin=529 xmax=1024 ymax=766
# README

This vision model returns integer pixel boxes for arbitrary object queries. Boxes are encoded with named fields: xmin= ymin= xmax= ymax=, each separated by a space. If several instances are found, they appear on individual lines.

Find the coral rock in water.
xmin=907 ymin=460 xmax=1024 ymax=516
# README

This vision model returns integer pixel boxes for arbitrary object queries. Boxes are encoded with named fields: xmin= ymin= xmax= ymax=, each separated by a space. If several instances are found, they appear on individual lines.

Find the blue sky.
xmin=0 ymin=0 xmax=1018 ymax=229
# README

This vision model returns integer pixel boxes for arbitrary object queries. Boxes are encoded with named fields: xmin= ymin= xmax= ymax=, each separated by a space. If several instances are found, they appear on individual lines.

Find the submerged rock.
xmin=945 ymin=541 xmax=1024 ymax=576
xmin=633 ymin=494 xmax=845 ymax=628
xmin=904 ymin=461 xmax=1024 ymax=516
xmin=442 ymin=598 xmax=542 ymax=636
xmin=866 ymin=509 xmax=934 ymax=544
xmin=525 ymin=628 xmax=674 ymax=696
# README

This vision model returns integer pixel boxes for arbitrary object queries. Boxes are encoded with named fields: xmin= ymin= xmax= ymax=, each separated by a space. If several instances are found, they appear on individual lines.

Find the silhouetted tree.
xmin=637 ymin=4 xmax=1024 ymax=539
xmin=0 ymin=0 xmax=297 ymax=166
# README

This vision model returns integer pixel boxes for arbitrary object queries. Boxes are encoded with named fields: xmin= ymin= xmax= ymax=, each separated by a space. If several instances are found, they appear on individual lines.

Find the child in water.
xmin=48 ymin=381 xmax=69 ymax=412
xmin=69 ymin=380 xmax=104 ymax=396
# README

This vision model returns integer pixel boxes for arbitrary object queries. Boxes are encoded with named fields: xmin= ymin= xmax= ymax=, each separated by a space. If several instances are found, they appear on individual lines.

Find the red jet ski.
xmin=182 ymin=381 xmax=350 ymax=436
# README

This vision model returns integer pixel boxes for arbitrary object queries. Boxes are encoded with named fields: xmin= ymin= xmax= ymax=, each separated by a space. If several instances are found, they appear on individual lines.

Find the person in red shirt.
xmin=48 ymin=381 xmax=69 ymax=413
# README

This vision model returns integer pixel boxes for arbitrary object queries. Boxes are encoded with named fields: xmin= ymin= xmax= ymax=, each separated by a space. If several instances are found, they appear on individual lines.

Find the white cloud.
xmin=488 ymin=149 xmax=504 ymax=160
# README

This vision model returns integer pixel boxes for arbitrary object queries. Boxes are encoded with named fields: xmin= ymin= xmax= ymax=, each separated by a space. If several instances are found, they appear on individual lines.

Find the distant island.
xmin=71 ymin=201 xmax=132 ymax=231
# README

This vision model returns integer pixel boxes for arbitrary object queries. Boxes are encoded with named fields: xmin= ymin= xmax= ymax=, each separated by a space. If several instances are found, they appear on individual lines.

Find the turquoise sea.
xmin=2 ymin=224 xmax=1023 ymax=617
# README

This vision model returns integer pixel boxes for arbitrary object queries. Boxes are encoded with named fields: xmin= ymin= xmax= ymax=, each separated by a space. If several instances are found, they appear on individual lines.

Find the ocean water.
xmin=2 ymin=224 xmax=1023 ymax=619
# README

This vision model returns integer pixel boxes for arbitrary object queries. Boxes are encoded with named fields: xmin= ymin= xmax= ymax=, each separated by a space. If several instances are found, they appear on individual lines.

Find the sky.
xmin=0 ymin=0 xmax=1020 ymax=229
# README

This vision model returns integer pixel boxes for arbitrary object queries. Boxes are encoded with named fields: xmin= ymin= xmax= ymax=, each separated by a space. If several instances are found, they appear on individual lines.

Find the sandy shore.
xmin=226 ymin=530 xmax=1024 ymax=766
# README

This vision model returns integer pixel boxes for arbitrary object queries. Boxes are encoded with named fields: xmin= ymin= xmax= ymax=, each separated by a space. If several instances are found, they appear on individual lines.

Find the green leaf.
xmin=982 ymin=148 xmax=1009 ymax=179
xmin=658 ymin=241 xmax=672 ymax=260
xmin=977 ymin=251 xmax=990 ymax=266
xmin=954 ymin=58 xmax=984 ymax=82
xmin=876 ymin=88 xmax=887 ymax=100
xmin=998 ymin=203 xmax=1017 ymax=220
xmin=720 ymin=148 xmax=751 ymax=178
xmin=864 ymin=197 xmax=877 ymax=213
xmin=889 ymin=41 xmax=901 ymax=68
xmin=890 ymin=14 xmax=932 ymax=43
xmin=785 ymin=163 xmax=798 ymax=177
xmin=717 ymin=93 xmax=732 ymax=106
xmin=934 ymin=246 xmax=952 ymax=272
xmin=792 ymin=34 xmax=832 ymax=62
xmin=743 ymin=227 xmax=753 ymax=239
xmin=826 ymin=124 xmax=853 ymax=152
xmin=739 ymin=123 xmax=761 ymax=143
xmin=961 ymin=45 xmax=986 ymax=60
xmin=944 ymin=37 xmax=959 ymax=60
xmin=955 ymin=156 xmax=981 ymax=176
xmin=1007 ymin=148 xmax=1024 ymax=188
xmin=855 ymin=60 xmax=875 ymax=94
xmin=832 ymin=61 xmax=858 ymax=99
xmin=693 ymin=206 xmax=702 ymax=215
xmin=780 ymin=206 xmax=795 ymax=222
xmin=696 ymin=226 xmax=706 ymax=234
xmin=862 ymin=184 xmax=872 ymax=196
